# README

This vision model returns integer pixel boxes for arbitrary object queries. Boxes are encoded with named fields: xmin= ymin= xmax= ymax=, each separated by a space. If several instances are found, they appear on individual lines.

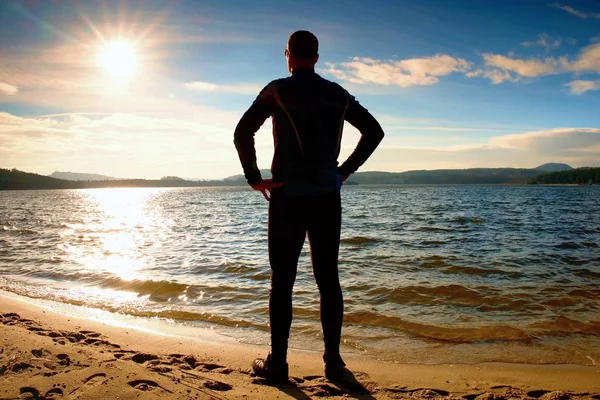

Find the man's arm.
xmin=233 ymin=83 xmax=276 ymax=186
xmin=338 ymin=94 xmax=385 ymax=178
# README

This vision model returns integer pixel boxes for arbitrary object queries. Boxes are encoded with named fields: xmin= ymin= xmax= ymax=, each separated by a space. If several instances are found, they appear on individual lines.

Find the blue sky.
xmin=0 ymin=0 xmax=599 ymax=179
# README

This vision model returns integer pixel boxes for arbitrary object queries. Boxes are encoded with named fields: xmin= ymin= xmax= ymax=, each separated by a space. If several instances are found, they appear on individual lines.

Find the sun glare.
xmin=98 ymin=40 xmax=138 ymax=82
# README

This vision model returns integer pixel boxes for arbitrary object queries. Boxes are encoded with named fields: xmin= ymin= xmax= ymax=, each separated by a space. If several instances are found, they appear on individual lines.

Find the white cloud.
xmin=482 ymin=53 xmax=568 ymax=77
xmin=466 ymin=68 xmax=520 ymax=84
xmin=185 ymin=81 xmax=263 ymax=95
xmin=323 ymin=54 xmax=471 ymax=88
xmin=0 ymin=82 xmax=18 ymax=95
xmin=570 ymin=42 xmax=600 ymax=73
xmin=521 ymin=34 xmax=561 ymax=51
xmin=0 ymin=110 xmax=267 ymax=180
xmin=565 ymin=80 xmax=600 ymax=94
xmin=489 ymin=128 xmax=600 ymax=153
xmin=551 ymin=3 xmax=600 ymax=19
xmin=472 ymin=42 xmax=600 ymax=84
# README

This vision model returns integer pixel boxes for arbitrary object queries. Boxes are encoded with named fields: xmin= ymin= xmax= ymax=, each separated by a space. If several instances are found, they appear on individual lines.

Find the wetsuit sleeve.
xmin=338 ymin=94 xmax=385 ymax=178
xmin=233 ymin=83 xmax=276 ymax=186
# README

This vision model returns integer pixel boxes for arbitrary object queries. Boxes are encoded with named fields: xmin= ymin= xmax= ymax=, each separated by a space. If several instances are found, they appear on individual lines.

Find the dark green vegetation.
xmin=1 ymin=168 xmax=233 ymax=190
xmin=2 ymin=165 xmax=596 ymax=190
xmin=527 ymin=168 xmax=600 ymax=185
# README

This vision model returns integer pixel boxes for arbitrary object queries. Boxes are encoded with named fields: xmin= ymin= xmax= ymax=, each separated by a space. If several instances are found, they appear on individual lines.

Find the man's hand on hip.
xmin=251 ymin=179 xmax=283 ymax=201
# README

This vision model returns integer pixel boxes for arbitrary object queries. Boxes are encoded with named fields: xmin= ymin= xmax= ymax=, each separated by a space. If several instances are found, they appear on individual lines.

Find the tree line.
xmin=527 ymin=168 xmax=600 ymax=185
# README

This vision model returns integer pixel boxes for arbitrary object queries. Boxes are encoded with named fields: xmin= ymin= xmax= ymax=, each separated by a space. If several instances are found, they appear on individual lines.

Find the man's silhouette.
xmin=234 ymin=30 xmax=384 ymax=383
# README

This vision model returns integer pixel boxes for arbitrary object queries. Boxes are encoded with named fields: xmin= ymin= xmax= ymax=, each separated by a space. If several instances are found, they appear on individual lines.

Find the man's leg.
xmin=306 ymin=190 xmax=343 ymax=364
xmin=267 ymin=189 xmax=306 ymax=364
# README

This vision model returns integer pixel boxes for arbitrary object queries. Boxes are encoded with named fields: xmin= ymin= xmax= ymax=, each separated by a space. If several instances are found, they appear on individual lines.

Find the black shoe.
xmin=251 ymin=354 xmax=289 ymax=384
xmin=324 ymin=355 xmax=346 ymax=381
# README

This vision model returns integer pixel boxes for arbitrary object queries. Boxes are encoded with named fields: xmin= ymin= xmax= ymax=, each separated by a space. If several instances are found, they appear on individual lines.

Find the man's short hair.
xmin=288 ymin=30 xmax=318 ymax=58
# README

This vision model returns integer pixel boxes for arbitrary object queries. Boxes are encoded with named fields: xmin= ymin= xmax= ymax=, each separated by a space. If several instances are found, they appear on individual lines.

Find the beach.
xmin=1 ymin=291 xmax=599 ymax=400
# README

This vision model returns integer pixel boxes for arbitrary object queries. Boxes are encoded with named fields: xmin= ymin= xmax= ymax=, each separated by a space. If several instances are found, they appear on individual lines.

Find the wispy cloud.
xmin=0 ymin=82 xmax=18 ymax=95
xmin=323 ymin=54 xmax=471 ymax=88
xmin=340 ymin=125 xmax=600 ymax=172
xmin=565 ymin=79 xmax=600 ymax=94
xmin=521 ymin=33 xmax=562 ymax=51
xmin=482 ymin=53 xmax=568 ymax=78
xmin=470 ymin=41 xmax=600 ymax=84
xmin=0 ymin=110 xmax=260 ymax=180
xmin=466 ymin=69 xmax=520 ymax=84
xmin=551 ymin=3 xmax=600 ymax=19
xmin=185 ymin=81 xmax=263 ymax=95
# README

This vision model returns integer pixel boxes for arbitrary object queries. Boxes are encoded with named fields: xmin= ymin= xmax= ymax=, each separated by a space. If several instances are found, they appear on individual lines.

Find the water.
xmin=1 ymin=186 xmax=599 ymax=365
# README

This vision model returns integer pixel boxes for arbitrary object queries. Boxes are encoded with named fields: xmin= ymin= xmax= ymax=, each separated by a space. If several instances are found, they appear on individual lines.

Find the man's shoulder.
xmin=316 ymin=74 xmax=347 ymax=92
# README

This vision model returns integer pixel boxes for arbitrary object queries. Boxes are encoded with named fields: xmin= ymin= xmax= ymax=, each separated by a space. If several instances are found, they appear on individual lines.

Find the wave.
xmin=340 ymin=236 xmax=379 ymax=245
xmin=344 ymin=311 xmax=532 ymax=343
xmin=450 ymin=217 xmax=487 ymax=224
xmin=419 ymin=226 xmax=454 ymax=232
xmin=554 ymin=242 xmax=582 ymax=249
xmin=366 ymin=284 xmax=541 ymax=312
xmin=532 ymin=316 xmax=600 ymax=336
xmin=420 ymin=240 xmax=447 ymax=245
xmin=443 ymin=265 xmax=523 ymax=278
xmin=573 ymin=269 xmax=600 ymax=279
xmin=1 ymin=226 xmax=39 ymax=235
xmin=0 ymin=281 xmax=267 ymax=331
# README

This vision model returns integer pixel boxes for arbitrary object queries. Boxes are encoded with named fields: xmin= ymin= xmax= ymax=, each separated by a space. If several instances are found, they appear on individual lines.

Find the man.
xmin=234 ymin=30 xmax=384 ymax=383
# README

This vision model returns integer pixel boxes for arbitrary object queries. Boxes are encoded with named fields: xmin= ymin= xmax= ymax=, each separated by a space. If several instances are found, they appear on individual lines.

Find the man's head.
xmin=285 ymin=30 xmax=319 ymax=74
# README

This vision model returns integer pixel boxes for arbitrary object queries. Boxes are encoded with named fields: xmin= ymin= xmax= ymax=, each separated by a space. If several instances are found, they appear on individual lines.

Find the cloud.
xmin=570 ymin=42 xmax=600 ymax=73
xmin=489 ymin=128 xmax=600 ymax=154
xmin=466 ymin=69 xmax=520 ymax=84
xmin=482 ymin=53 xmax=568 ymax=77
xmin=565 ymin=80 xmax=600 ymax=94
xmin=0 ymin=82 xmax=18 ymax=95
xmin=471 ymin=42 xmax=600 ymax=84
xmin=354 ymin=127 xmax=600 ymax=172
xmin=323 ymin=54 xmax=471 ymax=88
xmin=185 ymin=81 xmax=263 ymax=95
xmin=551 ymin=3 xmax=600 ymax=19
xmin=0 ymin=110 xmax=269 ymax=180
xmin=521 ymin=34 xmax=561 ymax=51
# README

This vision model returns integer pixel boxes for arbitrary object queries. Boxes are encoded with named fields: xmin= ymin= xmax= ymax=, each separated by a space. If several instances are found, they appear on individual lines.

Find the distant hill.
xmin=224 ymin=169 xmax=272 ymax=182
xmin=534 ymin=163 xmax=573 ymax=172
xmin=50 ymin=171 xmax=117 ymax=181
xmin=2 ymin=165 xmax=595 ymax=191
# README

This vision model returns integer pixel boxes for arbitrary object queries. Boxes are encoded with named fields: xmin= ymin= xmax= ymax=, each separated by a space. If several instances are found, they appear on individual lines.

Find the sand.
xmin=1 ymin=292 xmax=599 ymax=399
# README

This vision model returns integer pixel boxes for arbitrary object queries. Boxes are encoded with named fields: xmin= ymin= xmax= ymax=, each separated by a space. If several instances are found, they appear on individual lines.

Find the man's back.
xmin=235 ymin=69 xmax=383 ymax=196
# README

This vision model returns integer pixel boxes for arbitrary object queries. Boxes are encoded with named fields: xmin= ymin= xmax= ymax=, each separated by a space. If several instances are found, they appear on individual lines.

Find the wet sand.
xmin=1 ymin=292 xmax=599 ymax=400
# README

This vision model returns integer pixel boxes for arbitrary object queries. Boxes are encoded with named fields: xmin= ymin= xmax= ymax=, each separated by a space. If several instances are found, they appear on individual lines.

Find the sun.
xmin=98 ymin=40 xmax=138 ymax=82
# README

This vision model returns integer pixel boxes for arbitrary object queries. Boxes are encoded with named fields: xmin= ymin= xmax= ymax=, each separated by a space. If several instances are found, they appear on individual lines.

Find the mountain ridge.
xmin=1 ymin=164 xmax=591 ymax=190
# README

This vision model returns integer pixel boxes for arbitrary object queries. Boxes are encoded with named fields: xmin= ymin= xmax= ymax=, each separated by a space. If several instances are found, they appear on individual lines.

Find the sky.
xmin=1 ymin=0 xmax=599 ymax=180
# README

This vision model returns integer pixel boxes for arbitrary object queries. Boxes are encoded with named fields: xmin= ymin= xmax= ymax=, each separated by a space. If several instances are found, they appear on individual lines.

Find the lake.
xmin=1 ymin=185 xmax=599 ymax=365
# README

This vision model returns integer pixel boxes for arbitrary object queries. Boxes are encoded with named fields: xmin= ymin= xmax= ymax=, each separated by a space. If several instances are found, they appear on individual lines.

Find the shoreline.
xmin=1 ymin=292 xmax=599 ymax=399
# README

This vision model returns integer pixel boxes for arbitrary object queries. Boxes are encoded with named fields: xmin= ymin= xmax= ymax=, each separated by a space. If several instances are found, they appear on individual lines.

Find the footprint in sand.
xmin=127 ymin=379 xmax=160 ymax=391
xmin=44 ymin=387 xmax=63 ymax=398
xmin=131 ymin=352 xmax=159 ymax=363
xmin=66 ymin=373 xmax=108 ymax=398
xmin=82 ymin=372 xmax=108 ymax=386
xmin=19 ymin=387 xmax=40 ymax=399
xmin=202 ymin=380 xmax=232 ymax=391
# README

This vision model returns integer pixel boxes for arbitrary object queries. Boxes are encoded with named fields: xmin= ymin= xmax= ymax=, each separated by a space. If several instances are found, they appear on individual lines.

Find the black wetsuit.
xmin=234 ymin=68 xmax=384 ymax=363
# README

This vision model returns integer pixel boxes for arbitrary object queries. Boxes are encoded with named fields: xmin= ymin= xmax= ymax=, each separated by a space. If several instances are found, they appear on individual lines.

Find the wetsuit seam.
xmin=337 ymin=92 xmax=350 ymax=155
xmin=271 ymin=82 xmax=304 ymax=156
